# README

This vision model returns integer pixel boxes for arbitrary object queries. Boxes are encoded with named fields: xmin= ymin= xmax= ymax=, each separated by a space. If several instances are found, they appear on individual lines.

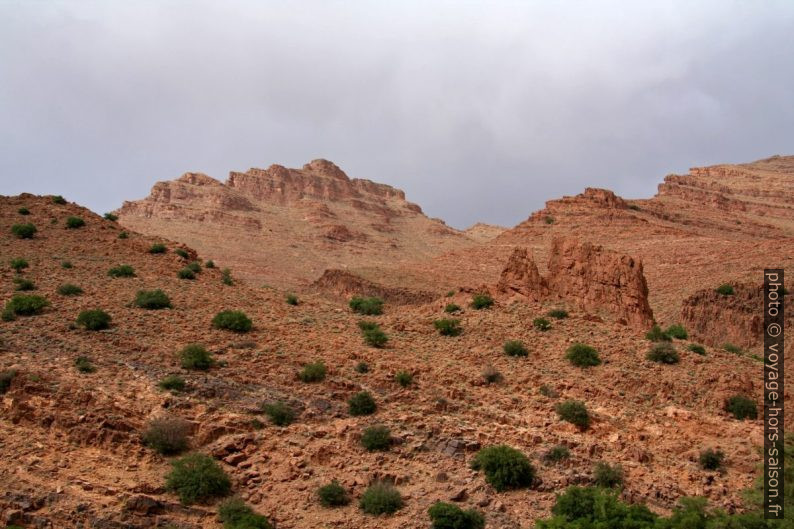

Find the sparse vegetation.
xmin=11 ymin=223 xmax=37 ymax=239
xmin=186 ymin=261 xmax=201 ymax=273
xmin=543 ymin=445 xmax=571 ymax=463
xmin=723 ymin=342 xmax=744 ymax=355
xmin=503 ymin=340 xmax=528 ymax=357
xmin=361 ymin=425 xmax=391 ymax=451
xmin=212 ymin=310 xmax=252 ymax=332
xmin=471 ymin=293 xmax=493 ymax=310
xmin=262 ymin=401 xmax=295 ymax=426
xmin=4 ymin=295 xmax=49 ymax=318
xmin=645 ymin=324 xmax=671 ymax=342
xmin=593 ymin=462 xmax=624 ymax=488
xmin=348 ymin=391 xmax=376 ymax=416
xmin=142 ymin=416 xmax=191 ymax=455
xmin=298 ymin=361 xmax=326 ymax=382
xmin=533 ymin=317 xmax=551 ymax=331
xmin=134 ymin=289 xmax=172 ymax=309
xmin=395 ymin=371 xmax=413 ymax=387
xmin=428 ymin=501 xmax=485 ymax=529
xmin=221 ymin=268 xmax=233 ymax=285
xmin=61 ymin=260 xmax=73 ymax=269
xmin=471 ymin=445 xmax=535 ymax=491
xmin=699 ymin=448 xmax=725 ymax=471
xmin=286 ymin=294 xmax=299 ymax=305
xmin=726 ymin=395 xmax=757 ymax=420
xmin=544 ymin=215 xmax=555 ymax=224
xmin=536 ymin=486 xmax=656 ymax=528
xmin=52 ymin=195 xmax=67 ymax=205
xmin=74 ymin=356 xmax=96 ymax=373
xmin=174 ymin=248 xmax=189 ymax=259
xmin=103 ymin=212 xmax=119 ymax=221
xmin=118 ymin=231 xmax=128 ymax=239
xmin=178 ymin=267 xmax=196 ymax=280
xmin=10 ymin=258 xmax=28 ymax=272
xmin=65 ymin=216 xmax=85 ymax=229
xmin=482 ymin=364 xmax=502 ymax=384
xmin=362 ymin=326 xmax=388 ymax=347
xmin=349 ymin=296 xmax=384 ymax=315
xmin=58 ymin=283 xmax=83 ymax=296
xmin=359 ymin=482 xmax=403 ymax=515
xmin=434 ymin=318 xmax=462 ymax=336
xmin=355 ymin=361 xmax=370 ymax=374
xmin=0 ymin=370 xmax=17 ymax=394
xmin=158 ymin=375 xmax=186 ymax=392
xmin=444 ymin=303 xmax=461 ymax=313
xmin=646 ymin=342 xmax=680 ymax=364
xmin=17 ymin=207 xmax=30 ymax=215
xmin=13 ymin=278 xmax=35 ymax=291
xmin=317 ymin=480 xmax=350 ymax=507
xmin=165 ymin=453 xmax=231 ymax=505
xmin=665 ymin=324 xmax=688 ymax=339
xmin=547 ymin=309 xmax=568 ymax=319
xmin=716 ymin=283 xmax=735 ymax=296
xmin=556 ymin=400 xmax=590 ymax=430
xmin=539 ymin=384 xmax=559 ymax=398
xmin=76 ymin=309 xmax=111 ymax=330
xmin=180 ymin=344 xmax=214 ymax=370
xmin=108 ymin=264 xmax=135 ymax=277
xmin=149 ymin=243 xmax=167 ymax=254
xmin=565 ymin=343 xmax=601 ymax=367
xmin=218 ymin=497 xmax=273 ymax=529
xmin=205 ymin=259 xmax=215 ymax=268
xmin=688 ymin=343 xmax=706 ymax=355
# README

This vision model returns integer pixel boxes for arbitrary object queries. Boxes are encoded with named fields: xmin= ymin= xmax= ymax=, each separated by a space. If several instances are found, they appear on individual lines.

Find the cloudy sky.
xmin=1 ymin=1 xmax=792 ymax=228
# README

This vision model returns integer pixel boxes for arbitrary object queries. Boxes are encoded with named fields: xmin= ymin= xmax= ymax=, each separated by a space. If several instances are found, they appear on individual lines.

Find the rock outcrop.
xmin=496 ymin=247 xmax=548 ymax=300
xmin=312 ymin=269 xmax=435 ymax=305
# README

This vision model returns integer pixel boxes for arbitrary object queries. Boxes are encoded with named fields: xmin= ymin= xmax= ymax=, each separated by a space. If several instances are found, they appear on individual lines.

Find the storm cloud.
xmin=1 ymin=1 xmax=792 ymax=228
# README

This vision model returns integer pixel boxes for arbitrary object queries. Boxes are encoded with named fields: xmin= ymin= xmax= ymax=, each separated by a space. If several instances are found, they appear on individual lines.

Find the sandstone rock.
xmin=496 ymin=247 xmax=548 ymax=300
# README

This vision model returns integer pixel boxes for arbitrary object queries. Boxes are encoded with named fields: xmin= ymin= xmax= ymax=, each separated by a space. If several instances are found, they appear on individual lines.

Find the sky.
xmin=1 ymin=1 xmax=793 ymax=229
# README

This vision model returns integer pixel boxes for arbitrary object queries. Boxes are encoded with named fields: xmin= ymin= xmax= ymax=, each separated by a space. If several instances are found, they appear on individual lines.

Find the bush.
xmin=434 ymin=318 xmax=462 ymax=336
xmin=699 ymin=448 xmax=725 ymax=471
xmin=533 ymin=317 xmax=551 ymax=331
xmin=349 ymin=296 xmax=384 ymax=315
xmin=180 ymin=344 xmax=213 ymax=370
xmin=178 ymin=267 xmax=196 ymax=280
xmin=11 ymin=223 xmax=36 ymax=239
xmin=165 ymin=453 xmax=231 ymax=505
xmin=428 ymin=502 xmax=485 ymax=529
xmin=174 ymin=248 xmax=189 ymax=259
xmin=52 ymin=195 xmax=67 ymax=204
xmin=471 ymin=445 xmax=535 ymax=491
xmin=58 ymin=283 xmax=83 ymax=296
xmin=471 ymin=294 xmax=493 ymax=310
xmin=504 ymin=340 xmax=528 ymax=357
xmin=262 ymin=401 xmax=295 ymax=426
xmin=61 ymin=260 xmax=73 ymax=268
xmin=143 ymin=416 xmax=191 ymax=455
xmin=299 ymin=361 xmax=326 ymax=382
xmin=317 ymin=480 xmax=350 ymax=507
xmin=543 ymin=445 xmax=571 ymax=463
xmin=359 ymin=482 xmax=403 ymax=515
xmin=688 ymin=343 xmax=706 ymax=355
xmin=218 ymin=497 xmax=273 ymax=529
xmin=104 ymin=212 xmax=118 ymax=221
xmin=539 ymin=384 xmax=559 ymax=398
xmin=18 ymin=207 xmax=30 ymax=215
xmin=108 ymin=264 xmax=135 ymax=277
xmin=646 ymin=342 xmax=680 ymax=364
xmin=363 ymin=327 xmax=388 ymax=348
xmin=212 ymin=310 xmax=252 ymax=332
xmin=286 ymin=294 xmax=299 ymax=305
xmin=65 ymin=216 xmax=85 ymax=229
xmin=5 ymin=295 xmax=49 ymax=316
xmin=545 ymin=215 xmax=555 ymax=224
xmin=75 ymin=356 xmax=96 ymax=373
xmin=118 ymin=231 xmax=128 ymax=239
xmin=205 ymin=260 xmax=215 ymax=268
xmin=10 ymin=258 xmax=28 ymax=272
xmin=716 ymin=284 xmax=735 ymax=296
xmin=355 ymin=361 xmax=370 ymax=374
xmin=0 ymin=370 xmax=17 ymax=394
xmin=593 ymin=462 xmax=624 ymax=488
xmin=349 ymin=391 xmax=376 ymax=416
xmin=444 ymin=303 xmax=461 ymax=313
xmin=645 ymin=324 xmax=671 ymax=342
xmin=135 ymin=289 xmax=172 ymax=309
xmin=726 ymin=395 xmax=757 ymax=420
xmin=565 ymin=343 xmax=601 ymax=367
xmin=221 ymin=268 xmax=233 ymax=285
xmin=482 ymin=364 xmax=502 ymax=384
xmin=540 ymin=486 xmax=657 ymax=528
xmin=158 ymin=375 xmax=186 ymax=392
xmin=358 ymin=320 xmax=379 ymax=331
xmin=149 ymin=243 xmax=167 ymax=254
xmin=13 ymin=278 xmax=35 ymax=291
xmin=395 ymin=371 xmax=413 ymax=387
xmin=723 ymin=343 xmax=744 ymax=354
xmin=665 ymin=324 xmax=688 ymax=339
xmin=548 ymin=309 xmax=568 ymax=319
xmin=186 ymin=261 xmax=201 ymax=273
xmin=556 ymin=400 xmax=590 ymax=430
xmin=361 ymin=425 xmax=391 ymax=451
xmin=76 ymin=309 xmax=111 ymax=330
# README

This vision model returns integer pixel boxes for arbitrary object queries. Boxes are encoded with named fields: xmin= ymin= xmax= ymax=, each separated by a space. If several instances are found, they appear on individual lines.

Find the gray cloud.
xmin=1 ymin=0 xmax=792 ymax=228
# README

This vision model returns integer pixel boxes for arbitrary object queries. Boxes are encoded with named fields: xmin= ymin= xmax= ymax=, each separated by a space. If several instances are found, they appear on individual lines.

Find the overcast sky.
xmin=1 ymin=1 xmax=792 ymax=228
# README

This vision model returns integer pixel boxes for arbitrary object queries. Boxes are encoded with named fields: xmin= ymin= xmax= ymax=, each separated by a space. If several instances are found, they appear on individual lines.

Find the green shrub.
xmin=349 ymin=391 xmax=376 ymax=416
xmin=444 ymin=303 xmax=461 ymax=313
xmin=76 ymin=309 xmax=111 ymax=330
xmin=363 ymin=327 xmax=388 ymax=348
xmin=359 ymin=482 xmax=403 ymax=515
xmin=726 ymin=395 xmax=757 ymax=420
xmin=556 ymin=400 xmax=590 ymax=430
xmin=361 ymin=425 xmax=391 ymax=451
xmin=688 ymin=343 xmax=706 ymax=355
xmin=565 ymin=343 xmax=600 ymax=367
xmin=547 ymin=309 xmax=568 ymax=319
xmin=699 ymin=448 xmax=725 ymax=471
xmin=65 ymin=216 xmax=85 ymax=229
xmin=221 ymin=268 xmax=233 ymax=285
xmin=174 ymin=248 xmax=189 ymax=259
xmin=103 ymin=212 xmax=118 ymax=221
xmin=446 ymin=290 xmax=456 ymax=297
xmin=61 ymin=260 xmax=73 ymax=269
xmin=470 ymin=293 xmax=493 ymax=310
xmin=539 ymin=486 xmax=656 ymax=528
xmin=545 ymin=215 xmax=555 ymax=224
xmin=428 ymin=501 xmax=485 ymax=529
xmin=180 ymin=344 xmax=213 ymax=370
xmin=286 ymin=294 xmax=299 ymax=306
xmin=5 ymin=295 xmax=49 ymax=317
xmin=0 ymin=370 xmax=17 ymax=394
xmin=358 ymin=320 xmax=379 ymax=331
xmin=298 ymin=361 xmax=326 ymax=382
xmin=212 ymin=310 xmax=252 ymax=332
xmin=165 ymin=453 xmax=231 ymax=505
xmin=543 ymin=445 xmax=571 ymax=463
xmin=471 ymin=445 xmax=535 ymax=491
xmin=74 ymin=356 xmax=96 ymax=373
xmin=205 ymin=260 xmax=215 ymax=268
xmin=723 ymin=343 xmax=744 ymax=354
xmin=355 ymin=361 xmax=370 ymax=373
xmin=665 ymin=324 xmax=688 ymax=339
xmin=716 ymin=284 xmax=735 ymax=296
xmin=18 ymin=207 xmax=30 ymax=215
xmin=134 ymin=289 xmax=172 ymax=309
xmin=645 ymin=324 xmax=671 ymax=342
xmin=118 ymin=231 xmax=129 ymax=239
xmin=108 ymin=264 xmax=135 ymax=277
xmin=533 ymin=317 xmax=551 ymax=331
xmin=186 ymin=261 xmax=201 ymax=273
xmin=13 ymin=278 xmax=35 ymax=291
xmin=11 ymin=223 xmax=36 ymax=239
xmin=218 ymin=497 xmax=273 ymax=529
xmin=57 ymin=283 xmax=83 ymax=296
xmin=178 ymin=267 xmax=196 ymax=280
xmin=262 ymin=401 xmax=295 ymax=426
xmin=52 ymin=195 xmax=67 ymax=204
xmin=593 ymin=462 xmax=624 ymax=488
xmin=142 ymin=416 xmax=190 ymax=455
xmin=349 ymin=296 xmax=384 ymax=315
xmin=10 ymin=258 xmax=28 ymax=272
xmin=539 ymin=384 xmax=559 ymax=398
xmin=317 ymin=480 xmax=350 ymax=507
xmin=434 ymin=318 xmax=462 ymax=336
xmin=395 ymin=371 xmax=413 ymax=387
xmin=646 ymin=342 xmax=680 ymax=364
xmin=482 ymin=364 xmax=502 ymax=384
xmin=149 ymin=243 xmax=167 ymax=254
xmin=503 ymin=340 xmax=528 ymax=357
xmin=158 ymin=375 xmax=186 ymax=392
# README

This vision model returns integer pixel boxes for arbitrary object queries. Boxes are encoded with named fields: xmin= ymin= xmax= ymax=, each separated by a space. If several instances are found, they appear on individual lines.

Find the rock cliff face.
xmin=496 ymin=247 xmax=548 ymax=300
xmin=312 ymin=269 xmax=435 ymax=305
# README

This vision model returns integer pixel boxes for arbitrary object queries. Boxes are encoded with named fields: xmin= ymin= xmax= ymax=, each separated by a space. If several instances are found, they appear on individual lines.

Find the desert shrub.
xmin=543 ymin=445 xmax=571 ymax=463
xmin=699 ymin=448 xmax=725 ymax=471
xmin=118 ymin=231 xmax=129 ymax=239
xmin=76 ymin=309 xmax=111 ymax=330
xmin=688 ymin=343 xmax=706 ymax=355
xmin=221 ymin=268 xmax=233 ymax=285
xmin=444 ymin=303 xmax=461 ymax=313
xmin=103 ymin=212 xmax=118 ymax=221
xmin=556 ymin=400 xmax=590 ymax=430
xmin=52 ymin=195 xmax=67 ymax=204
xmin=18 ymin=207 xmax=30 ymax=215
xmin=212 ymin=310 xmax=252 ymax=332
xmin=65 ymin=216 xmax=85 ymax=229
xmin=645 ymin=324 xmax=671 ymax=342
xmin=434 ymin=318 xmax=462 ymax=336
xmin=74 ymin=356 xmax=96 ymax=373
xmin=395 ymin=371 xmax=413 ymax=387
xmin=547 ymin=309 xmax=568 ymax=319
xmin=726 ymin=395 xmax=757 ymax=420
xmin=61 ymin=260 xmax=73 ymax=268
xmin=349 ymin=296 xmax=384 ymax=315
xmin=174 ymin=248 xmax=189 ymax=259
xmin=363 ymin=327 xmax=388 ymax=348
xmin=11 ymin=223 xmax=36 ymax=239
xmin=504 ymin=340 xmax=528 ymax=357
xmin=349 ymin=391 xmax=376 ymax=416
xmin=723 ymin=342 xmax=744 ymax=354
xmin=5 ymin=295 xmax=49 ymax=316
xmin=665 ymin=324 xmax=688 ymax=339
xmin=539 ymin=486 xmax=657 ymax=528
xmin=355 ymin=361 xmax=370 ymax=373
xmin=593 ymin=462 xmax=624 ymax=488
xmin=317 ymin=480 xmax=350 ymax=507
xmin=539 ymin=384 xmax=559 ymax=398
xmin=262 ymin=401 xmax=295 ymax=426
xmin=0 ymin=370 xmax=17 ymax=394
xmin=545 ymin=215 xmax=555 ymax=224
xmin=205 ymin=259 xmax=215 ymax=268
xmin=471 ymin=293 xmax=493 ymax=310
xmin=158 ymin=375 xmax=186 ymax=392
xmin=108 ymin=264 xmax=135 ymax=277
xmin=165 ymin=453 xmax=231 ymax=505
xmin=646 ymin=342 xmax=680 ymax=364
xmin=143 ymin=416 xmax=191 ymax=455
xmin=218 ymin=497 xmax=273 ymax=529
xmin=58 ymin=283 xmax=83 ymax=296
xmin=361 ymin=425 xmax=391 ymax=451
xmin=10 ymin=258 xmax=28 ymax=272
xmin=482 ymin=364 xmax=503 ymax=384
xmin=286 ymin=294 xmax=299 ymax=305
xmin=178 ymin=267 xmax=196 ymax=280
xmin=533 ymin=317 xmax=551 ymax=331
xmin=135 ymin=289 xmax=172 ymax=309
xmin=471 ymin=445 xmax=535 ymax=491
xmin=446 ymin=290 xmax=456 ymax=297
xmin=149 ymin=243 xmax=167 ymax=254
xmin=359 ymin=482 xmax=403 ymax=515
xmin=180 ymin=344 xmax=213 ymax=370
xmin=13 ymin=278 xmax=35 ymax=291
xmin=186 ymin=261 xmax=201 ymax=273
xmin=716 ymin=284 xmax=735 ymax=296
xmin=428 ymin=501 xmax=485 ymax=529
xmin=298 ymin=361 xmax=326 ymax=382
xmin=565 ymin=343 xmax=600 ymax=367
